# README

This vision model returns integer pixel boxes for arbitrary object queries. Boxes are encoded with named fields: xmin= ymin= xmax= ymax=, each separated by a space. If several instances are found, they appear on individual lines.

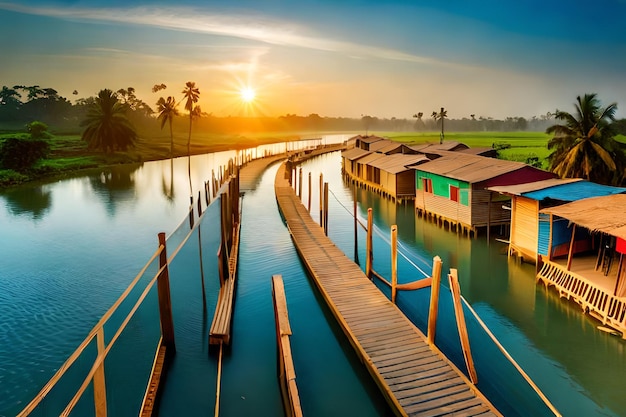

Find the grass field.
xmin=378 ymin=131 xmax=553 ymax=168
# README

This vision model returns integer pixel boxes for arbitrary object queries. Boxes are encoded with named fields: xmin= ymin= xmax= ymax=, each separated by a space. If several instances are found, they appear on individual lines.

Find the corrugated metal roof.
xmin=368 ymin=154 xmax=430 ymax=174
xmin=523 ymin=180 xmax=626 ymax=201
xmin=489 ymin=178 xmax=582 ymax=196
xmin=341 ymin=148 xmax=371 ymax=161
xmin=357 ymin=135 xmax=386 ymax=144
xmin=357 ymin=153 xmax=387 ymax=165
xmin=540 ymin=194 xmax=626 ymax=239
xmin=377 ymin=142 xmax=407 ymax=154
xmin=414 ymin=153 xmax=527 ymax=183
xmin=368 ymin=139 xmax=395 ymax=152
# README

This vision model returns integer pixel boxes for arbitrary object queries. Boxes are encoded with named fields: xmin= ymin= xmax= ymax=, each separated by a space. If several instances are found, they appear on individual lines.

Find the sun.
xmin=240 ymin=87 xmax=256 ymax=103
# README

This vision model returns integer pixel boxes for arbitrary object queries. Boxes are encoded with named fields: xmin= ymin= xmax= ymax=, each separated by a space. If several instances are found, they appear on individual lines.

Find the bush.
xmin=0 ymin=137 xmax=50 ymax=171
xmin=27 ymin=121 xmax=51 ymax=139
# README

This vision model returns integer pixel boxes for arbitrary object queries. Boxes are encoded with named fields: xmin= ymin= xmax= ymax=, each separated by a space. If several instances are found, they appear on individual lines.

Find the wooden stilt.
xmin=308 ymin=172 xmax=312 ymax=212
xmin=566 ymin=224 xmax=577 ymax=271
xmin=323 ymin=182 xmax=329 ymax=236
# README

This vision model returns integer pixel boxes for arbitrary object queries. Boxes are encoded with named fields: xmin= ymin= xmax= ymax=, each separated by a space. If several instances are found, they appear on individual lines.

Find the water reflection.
xmin=89 ymin=163 xmax=142 ymax=216
xmin=1 ymin=185 xmax=52 ymax=220
xmin=161 ymin=158 xmax=176 ymax=202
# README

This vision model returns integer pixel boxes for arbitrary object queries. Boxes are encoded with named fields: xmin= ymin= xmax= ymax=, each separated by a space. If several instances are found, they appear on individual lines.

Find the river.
xmin=1 ymin=141 xmax=625 ymax=416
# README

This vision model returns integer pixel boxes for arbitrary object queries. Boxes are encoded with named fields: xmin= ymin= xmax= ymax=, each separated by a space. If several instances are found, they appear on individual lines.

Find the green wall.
xmin=416 ymin=171 xmax=470 ymax=206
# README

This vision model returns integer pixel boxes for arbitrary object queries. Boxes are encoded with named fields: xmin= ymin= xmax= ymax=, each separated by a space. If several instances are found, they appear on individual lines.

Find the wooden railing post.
xmin=157 ymin=232 xmax=176 ymax=353
xmin=427 ymin=256 xmax=443 ymax=345
xmin=319 ymin=173 xmax=324 ymax=228
xmin=391 ymin=225 xmax=398 ymax=304
xmin=449 ymin=269 xmax=477 ymax=384
xmin=323 ymin=182 xmax=329 ymax=236
xmin=93 ymin=328 xmax=107 ymax=417
xmin=353 ymin=182 xmax=359 ymax=264
xmin=298 ymin=167 xmax=303 ymax=199
xmin=366 ymin=208 xmax=373 ymax=279
xmin=308 ymin=172 xmax=312 ymax=212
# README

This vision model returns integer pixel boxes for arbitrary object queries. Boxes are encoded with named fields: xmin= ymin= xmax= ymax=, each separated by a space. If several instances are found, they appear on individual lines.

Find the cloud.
xmin=0 ymin=2 xmax=470 ymax=70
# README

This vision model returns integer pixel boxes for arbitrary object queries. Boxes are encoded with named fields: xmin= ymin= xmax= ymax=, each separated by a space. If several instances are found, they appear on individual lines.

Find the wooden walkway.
xmin=274 ymin=163 xmax=501 ymax=417
xmin=240 ymin=155 xmax=287 ymax=191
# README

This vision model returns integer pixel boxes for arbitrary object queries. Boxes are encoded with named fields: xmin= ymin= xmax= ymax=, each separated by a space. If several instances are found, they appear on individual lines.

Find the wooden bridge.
xmin=275 ymin=162 xmax=501 ymax=417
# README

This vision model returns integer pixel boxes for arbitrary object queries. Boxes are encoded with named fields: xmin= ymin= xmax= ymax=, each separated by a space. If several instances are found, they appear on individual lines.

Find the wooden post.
xmin=157 ymin=233 xmax=176 ymax=353
xmin=614 ymin=253 xmax=624 ymax=296
xmin=93 ymin=328 xmax=107 ymax=417
xmin=547 ymin=214 xmax=554 ymax=261
xmin=487 ymin=192 xmax=492 ymax=244
xmin=298 ymin=167 xmax=303 ymax=199
xmin=427 ymin=256 xmax=443 ymax=345
xmin=323 ymin=182 xmax=329 ymax=236
xmin=391 ymin=225 xmax=398 ymax=304
xmin=188 ymin=196 xmax=194 ymax=229
xmin=319 ymin=173 xmax=324 ymax=228
xmin=449 ymin=269 xmax=477 ymax=384
xmin=366 ymin=208 xmax=373 ymax=279
xmin=197 ymin=191 xmax=202 ymax=217
xmin=353 ymin=182 xmax=359 ymax=264
xmin=595 ymin=234 xmax=605 ymax=271
xmin=308 ymin=172 xmax=312 ymax=212
xmin=566 ymin=223 xmax=577 ymax=271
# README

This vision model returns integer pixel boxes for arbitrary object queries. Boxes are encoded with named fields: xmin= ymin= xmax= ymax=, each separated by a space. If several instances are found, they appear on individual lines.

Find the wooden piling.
xmin=353 ymin=182 xmax=358 ymax=263
xmin=391 ymin=225 xmax=398 ymax=304
xmin=323 ymin=182 xmax=329 ymax=236
xmin=157 ymin=233 xmax=176 ymax=353
xmin=308 ymin=172 xmax=312 ymax=212
xmin=365 ymin=208 xmax=373 ymax=279
xmin=427 ymin=256 xmax=443 ymax=345
xmin=319 ymin=173 xmax=324 ymax=228
xmin=449 ymin=269 xmax=477 ymax=384
xmin=298 ymin=167 xmax=303 ymax=199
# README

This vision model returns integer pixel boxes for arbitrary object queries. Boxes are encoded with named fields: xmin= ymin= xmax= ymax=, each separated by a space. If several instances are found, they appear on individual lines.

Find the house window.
xmin=450 ymin=185 xmax=459 ymax=202
xmin=422 ymin=178 xmax=432 ymax=193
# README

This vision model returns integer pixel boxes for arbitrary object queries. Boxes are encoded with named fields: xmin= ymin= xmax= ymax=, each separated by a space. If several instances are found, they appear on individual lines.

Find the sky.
xmin=2 ymin=0 xmax=626 ymax=120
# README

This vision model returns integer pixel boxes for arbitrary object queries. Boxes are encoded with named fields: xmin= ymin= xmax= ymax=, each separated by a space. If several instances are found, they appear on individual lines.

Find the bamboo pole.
xmin=427 ymin=256 xmax=443 ymax=345
xmin=366 ymin=208 xmax=373 ymax=279
xmin=566 ymin=223 xmax=577 ymax=271
xmin=157 ymin=233 xmax=176 ymax=352
xmin=391 ymin=225 xmax=398 ymax=304
xmin=449 ymin=269 xmax=477 ymax=384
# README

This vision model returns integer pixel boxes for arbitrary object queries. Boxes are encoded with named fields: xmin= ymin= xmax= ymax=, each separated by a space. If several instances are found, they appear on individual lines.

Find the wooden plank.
xmin=140 ymin=340 xmax=167 ymax=417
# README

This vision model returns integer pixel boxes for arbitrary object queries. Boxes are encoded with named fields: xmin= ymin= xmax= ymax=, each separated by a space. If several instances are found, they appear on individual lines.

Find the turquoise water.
xmin=2 ymin=145 xmax=625 ymax=416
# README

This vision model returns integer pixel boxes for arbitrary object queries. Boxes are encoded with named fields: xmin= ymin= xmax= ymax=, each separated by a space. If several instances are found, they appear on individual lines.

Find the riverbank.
xmin=0 ymin=131 xmax=309 ymax=189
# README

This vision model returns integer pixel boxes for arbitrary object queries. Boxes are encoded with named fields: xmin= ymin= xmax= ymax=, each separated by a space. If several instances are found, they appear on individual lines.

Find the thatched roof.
xmin=540 ymin=194 xmax=626 ymax=239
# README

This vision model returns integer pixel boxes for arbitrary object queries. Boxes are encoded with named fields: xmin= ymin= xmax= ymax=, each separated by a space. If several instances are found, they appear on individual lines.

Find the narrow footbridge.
xmin=275 ymin=163 xmax=501 ymax=417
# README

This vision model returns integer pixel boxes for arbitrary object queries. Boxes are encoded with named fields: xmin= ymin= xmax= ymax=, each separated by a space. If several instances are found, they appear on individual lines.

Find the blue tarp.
xmin=523 ymin=180 xmax=626 ymax=202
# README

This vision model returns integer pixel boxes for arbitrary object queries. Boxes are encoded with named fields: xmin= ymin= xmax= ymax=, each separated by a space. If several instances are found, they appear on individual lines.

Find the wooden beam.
xmin=449 ymin=269 xmax=477 ymax=384
xmin=427 ymin=256 xmax=443 ymax=345
xmin=566 ymin=223 xmax=577 ymax=271
xmin=391 ymin=225 xmax=398 ymax=304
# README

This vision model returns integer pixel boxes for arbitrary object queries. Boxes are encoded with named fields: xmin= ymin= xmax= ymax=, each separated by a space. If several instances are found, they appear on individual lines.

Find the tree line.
xmin=2 ymin=83 xmax=626 ymax=186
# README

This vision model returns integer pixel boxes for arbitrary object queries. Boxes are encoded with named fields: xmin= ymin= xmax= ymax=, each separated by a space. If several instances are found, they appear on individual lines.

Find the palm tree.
xmin=81 ymin=89 xmax=137 ymax=152
xmin=156 ymin=96 xmax=179 ymax=158
xmin=546 ymin=93 xmax=624 ymax=185
xmin=432 ymin=107 xmax=447 ymax=144
xmin=182 ymin=81 xmax=200 ymax=154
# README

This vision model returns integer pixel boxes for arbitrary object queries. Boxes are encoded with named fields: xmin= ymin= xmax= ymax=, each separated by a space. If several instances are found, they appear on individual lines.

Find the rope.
xmin=461 ymin=296 xmax=561 ymax=417
xmin=214 ymin=342 xmax=224 ymax=417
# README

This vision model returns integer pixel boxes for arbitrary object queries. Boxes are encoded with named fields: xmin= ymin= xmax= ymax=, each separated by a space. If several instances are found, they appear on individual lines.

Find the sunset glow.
xmin=1 ymin=1 xmax=626 ymax=119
